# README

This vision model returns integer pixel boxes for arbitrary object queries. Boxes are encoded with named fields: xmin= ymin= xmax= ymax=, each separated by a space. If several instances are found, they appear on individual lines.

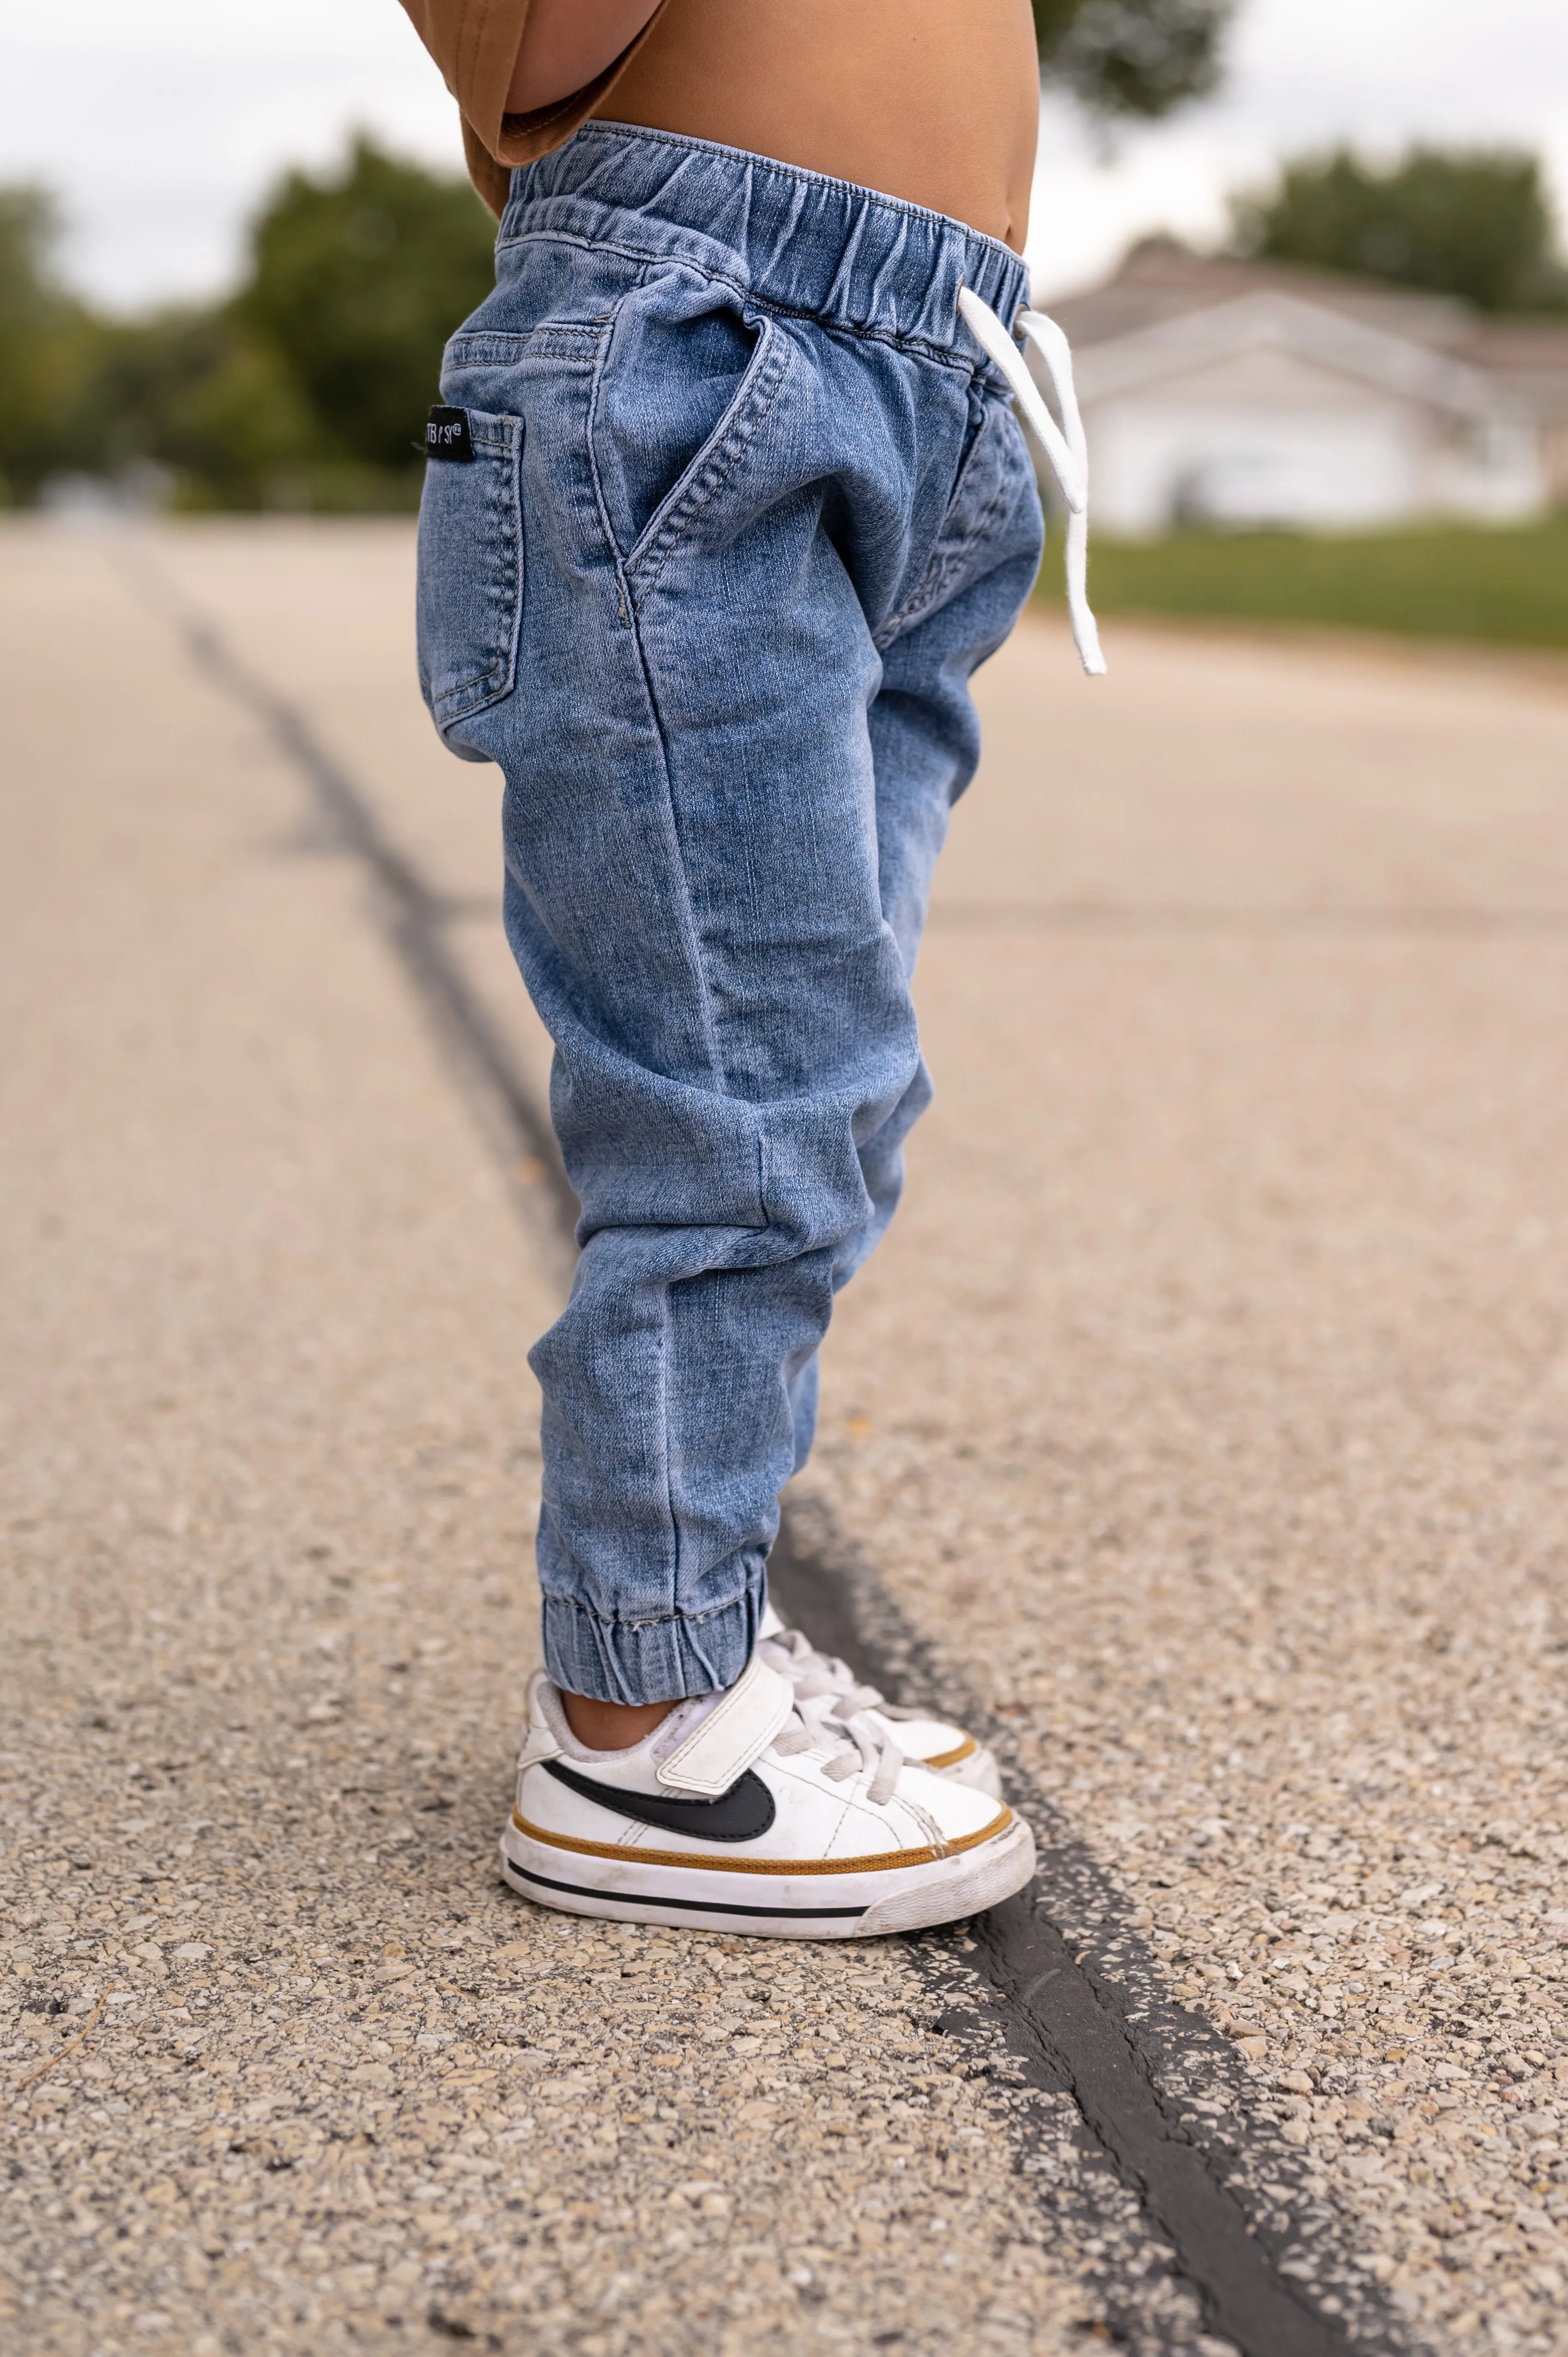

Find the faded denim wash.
xmin=417 ymin=123 xmax=1043 ymax=1705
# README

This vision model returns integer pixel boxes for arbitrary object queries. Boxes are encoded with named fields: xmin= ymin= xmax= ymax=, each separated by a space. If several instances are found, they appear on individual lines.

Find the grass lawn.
xmin=1037 ymin=514 xmax=1568 ymax=650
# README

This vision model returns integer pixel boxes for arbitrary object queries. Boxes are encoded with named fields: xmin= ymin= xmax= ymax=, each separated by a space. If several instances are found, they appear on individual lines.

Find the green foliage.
xmin=239 ymin=137 xmax=499 ymax=470
xmin=1034 ymin=0 xmax=1232 ymax=120
xmin=54 ymin=309 xmax=310 ymax=501
xmin=1036 ymin=517 xmax=1568 ymax=650
xmin=2 ymin=32 xmax=1241 ymax=513
xmin=0 ymin=186 xmax=94 ymax=502
xmin=0 ymin=138 xmax=495 ymax=509
xmin=1234 ymin=147 xmax=1568 ymax=314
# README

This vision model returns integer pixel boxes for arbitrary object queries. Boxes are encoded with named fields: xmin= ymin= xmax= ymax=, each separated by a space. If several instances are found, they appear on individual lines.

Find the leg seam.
xmin=621 ymin=601 xmax=732 ymax=1107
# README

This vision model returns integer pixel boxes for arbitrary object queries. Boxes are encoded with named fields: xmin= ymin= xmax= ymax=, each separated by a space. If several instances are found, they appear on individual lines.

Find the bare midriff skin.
xmin=509 ymin=0 xmax=1041 ymax=253
xmin=512 ymin=0 xmax=1038 ymax=1742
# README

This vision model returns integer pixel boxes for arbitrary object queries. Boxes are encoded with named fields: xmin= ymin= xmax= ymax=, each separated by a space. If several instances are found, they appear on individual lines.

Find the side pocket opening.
xmin=593 ymin=270 xmax=784 ymax=592
xmin=416 ymin=407 xmax=524 ymax=749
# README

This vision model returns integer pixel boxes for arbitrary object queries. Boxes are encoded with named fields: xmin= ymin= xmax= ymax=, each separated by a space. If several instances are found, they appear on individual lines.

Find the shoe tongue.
xmin=757 ymin=1600 xmax=786 ymax=1640
xmin=654 ymin=1657 xmax=794 ymax=1795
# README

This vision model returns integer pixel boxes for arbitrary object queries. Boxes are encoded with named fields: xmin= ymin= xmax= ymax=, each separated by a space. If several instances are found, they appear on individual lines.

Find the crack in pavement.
xmin=145 ymin=555 xmax=1413 ymax=2357
xmin=126 ymin=542 xmax=580 ymax=1285
xmin=770 ymin=1509 xmax=1411 ymax=2357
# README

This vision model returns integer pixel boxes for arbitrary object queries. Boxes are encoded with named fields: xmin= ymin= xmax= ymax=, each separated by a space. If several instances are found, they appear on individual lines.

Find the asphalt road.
xmin=4 ymin=519 xmax=1568 ymax=2357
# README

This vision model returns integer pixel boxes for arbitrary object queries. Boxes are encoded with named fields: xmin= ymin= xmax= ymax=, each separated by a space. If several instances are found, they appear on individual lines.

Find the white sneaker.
xmin=500 ymin=1657 xmax=1034 ymax=1939
xmin=757 ymin=1604 xmax=1003 ymax=1800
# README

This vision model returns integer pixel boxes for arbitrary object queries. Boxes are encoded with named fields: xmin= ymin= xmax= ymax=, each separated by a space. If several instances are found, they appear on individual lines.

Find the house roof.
xmin=1046 ymin=242 xmax=1568 ymax=422
xmin=1474 ymin=320 xmax=1568 ymax=418
xmin=1068 ymin=288 xmax=1496 ymax=420
xmin=1046 ymin=242 xmax=1473 ymax=351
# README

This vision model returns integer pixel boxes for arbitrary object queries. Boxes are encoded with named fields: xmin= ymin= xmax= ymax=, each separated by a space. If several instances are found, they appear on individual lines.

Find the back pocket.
xmin=416 ymin=406 xmax=524 ymax=744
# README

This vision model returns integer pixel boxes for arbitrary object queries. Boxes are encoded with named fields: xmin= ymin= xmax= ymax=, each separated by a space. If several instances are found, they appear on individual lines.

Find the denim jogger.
xmin=416 ymin=124 xmax=1044 ymax=1704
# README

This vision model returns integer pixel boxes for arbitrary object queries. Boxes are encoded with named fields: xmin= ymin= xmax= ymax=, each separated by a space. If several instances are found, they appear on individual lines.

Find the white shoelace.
xmin=957 ymin=286 xmax=1107 ymax=679
xmin=758 ymin=1624 xmax=928 ymax=1726
xmin=769 ymin=1691 xmax=905 ymax=1806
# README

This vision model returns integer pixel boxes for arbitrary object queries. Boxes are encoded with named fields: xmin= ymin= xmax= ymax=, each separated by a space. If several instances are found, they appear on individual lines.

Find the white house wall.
xmin=1087 ymin=395 xmax=1426 ymax=533
xmin=1068 ymin=311 xmax=1549 ymax=533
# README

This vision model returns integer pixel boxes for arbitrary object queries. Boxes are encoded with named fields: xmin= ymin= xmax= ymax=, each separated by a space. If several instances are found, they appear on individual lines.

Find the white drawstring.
xmin=957 ymin=286 xmax=1106 ymax=678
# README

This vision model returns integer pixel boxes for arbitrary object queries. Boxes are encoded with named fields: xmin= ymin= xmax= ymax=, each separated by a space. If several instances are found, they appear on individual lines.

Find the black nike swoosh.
xmin=541 ymin=1757 xmax=777 ymax=1842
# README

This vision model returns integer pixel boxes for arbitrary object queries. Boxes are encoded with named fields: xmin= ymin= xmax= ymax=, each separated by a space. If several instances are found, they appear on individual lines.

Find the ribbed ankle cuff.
xmin=540 ymin=1584 xmax=763 ymax=1706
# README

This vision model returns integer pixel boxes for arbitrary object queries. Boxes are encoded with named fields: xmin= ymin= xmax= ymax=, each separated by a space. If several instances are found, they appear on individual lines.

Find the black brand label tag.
xmin=425 ymin=404 xmax=475 ymax=462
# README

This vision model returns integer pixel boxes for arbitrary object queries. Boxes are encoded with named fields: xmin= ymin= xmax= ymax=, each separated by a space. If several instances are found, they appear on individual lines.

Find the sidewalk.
xmin=0 ymin=522 xmax=1086 ymax=2357
xmin=5 ymin=517 xmax=1568 ymax=2357
xmin=821 ymin=605 xmax=1568 ymax=2353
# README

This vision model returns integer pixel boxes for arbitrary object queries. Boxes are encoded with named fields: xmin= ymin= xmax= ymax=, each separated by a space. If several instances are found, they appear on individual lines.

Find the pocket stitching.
xmin=618 ymin=319 xmax=791 ymax=608
xmin=446 ymin=324 xmax=603 ymax=369
xmin=427 ymin=414 xmax=525 ymax=726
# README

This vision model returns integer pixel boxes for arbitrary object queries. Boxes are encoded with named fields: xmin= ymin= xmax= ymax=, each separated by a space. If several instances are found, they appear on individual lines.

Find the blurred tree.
xmin=1234 ymin=147 xmax=1568 ymax=313
xmin=65 ymin=309 xmax=319 ymax=504
xmin=0 ymin=139 xmax=496 ymax=507
xmin=239 ymin=136 xmax=498 ymax=470
xmin=1033 ymin=0 xmax=1232 ymax=120
xmin=0 ymin=187 xmax=97 ymax=501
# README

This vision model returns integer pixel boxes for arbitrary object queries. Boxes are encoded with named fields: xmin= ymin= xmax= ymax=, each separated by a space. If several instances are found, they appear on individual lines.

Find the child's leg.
xmin=502 ymin=547 xmax=925 ymax=1705
xmin=416 ymin=126 xmax=1041 ymax=1711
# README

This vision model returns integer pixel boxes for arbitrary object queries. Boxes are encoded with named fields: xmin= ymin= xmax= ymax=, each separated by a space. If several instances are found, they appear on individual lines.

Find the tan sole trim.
xmin=922 ymin=1735 xmax=978 ymax=1772
xmin=511 ymin=1804 xmax=1014 ymax=1877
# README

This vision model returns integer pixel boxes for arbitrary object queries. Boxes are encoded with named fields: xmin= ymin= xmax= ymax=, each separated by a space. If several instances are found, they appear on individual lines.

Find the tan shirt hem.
xmin=400 ymin=0 xmax=671 ymax=218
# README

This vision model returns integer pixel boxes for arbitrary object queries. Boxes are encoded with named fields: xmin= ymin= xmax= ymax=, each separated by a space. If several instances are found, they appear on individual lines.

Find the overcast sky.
xmin=4 ymin=0 xmax=1568 ymax=311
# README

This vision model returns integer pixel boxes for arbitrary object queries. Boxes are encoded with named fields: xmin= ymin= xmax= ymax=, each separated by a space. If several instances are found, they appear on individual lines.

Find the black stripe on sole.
xmin=502 ymin=1856 xmax=867 ymax=1921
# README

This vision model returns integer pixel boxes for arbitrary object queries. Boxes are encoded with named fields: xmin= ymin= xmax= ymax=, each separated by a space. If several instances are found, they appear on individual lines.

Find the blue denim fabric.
xmin=416 ymin=123 xmax=1042 ymax=1704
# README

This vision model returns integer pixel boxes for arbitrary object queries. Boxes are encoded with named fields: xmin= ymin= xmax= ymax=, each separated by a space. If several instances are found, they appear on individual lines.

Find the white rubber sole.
xmin=498 ymin=1808 xmax=1035 ymax=1939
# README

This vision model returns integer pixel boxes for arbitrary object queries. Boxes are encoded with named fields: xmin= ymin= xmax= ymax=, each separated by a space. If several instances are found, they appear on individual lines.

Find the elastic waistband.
xmin=499 ymin=122 xmax=1028 ymax=364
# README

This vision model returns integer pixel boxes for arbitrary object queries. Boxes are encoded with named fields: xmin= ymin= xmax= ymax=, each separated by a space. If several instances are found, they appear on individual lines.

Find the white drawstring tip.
xmin=1069 ymin=588 xmax=1107 ymax=676
xmin=1066 ymin=505 xmax=1107 ymax=676
xmin=958 ymin=285 xmax=1106 ymax=677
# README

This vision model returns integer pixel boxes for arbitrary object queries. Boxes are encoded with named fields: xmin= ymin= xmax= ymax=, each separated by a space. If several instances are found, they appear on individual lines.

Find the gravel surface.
xmin=803 ymin=624 xmax=1568 ymax=2354
xmin=11 ymin=519 xmax=1567 ymax=2357
xmin=0 ymin=523 xmax=1119 ymax=2357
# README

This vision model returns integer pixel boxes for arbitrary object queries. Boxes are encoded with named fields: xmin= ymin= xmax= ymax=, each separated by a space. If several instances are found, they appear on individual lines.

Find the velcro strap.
xmin=656 ymin=1656 xmax=794 ymax=1795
